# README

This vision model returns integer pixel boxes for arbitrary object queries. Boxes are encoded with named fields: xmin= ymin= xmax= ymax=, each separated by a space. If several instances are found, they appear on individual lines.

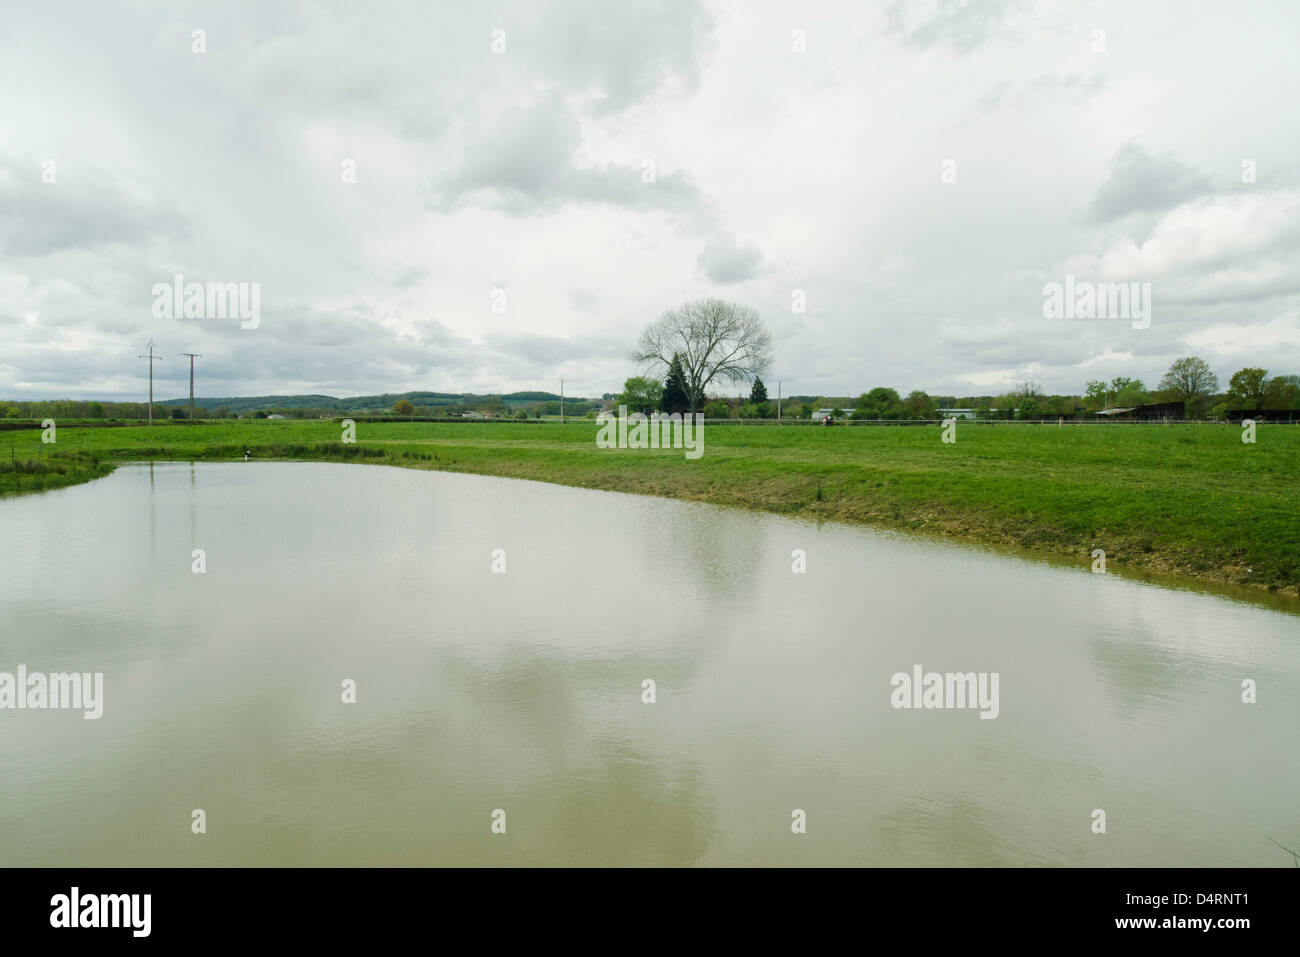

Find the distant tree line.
xmin=0 ymin=394 xmax=604 ymax=422
xmin=0 ymin=399 xmax=236 ymax=420
xmin=389 ymin=395 xmax=600 ymax=418
xmin=610 ymin=355 xmax=1300 ymax=422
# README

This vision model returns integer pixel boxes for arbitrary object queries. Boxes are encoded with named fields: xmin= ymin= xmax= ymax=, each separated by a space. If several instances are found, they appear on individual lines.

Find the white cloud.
xmin=1186 ymin=314 xmax=1300 ymax=356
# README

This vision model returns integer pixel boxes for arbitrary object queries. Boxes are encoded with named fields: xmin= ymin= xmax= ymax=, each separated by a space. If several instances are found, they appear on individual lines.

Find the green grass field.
xmin=2 ymin=418 xmax=1297 ymax=597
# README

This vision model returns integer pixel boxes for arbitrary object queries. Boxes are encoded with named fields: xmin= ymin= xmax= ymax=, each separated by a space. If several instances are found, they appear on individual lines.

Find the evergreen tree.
xmin=662 ymin=354 xmax=690 ymax=414
xmin=749 ymin=377 xmax=769 ymax=404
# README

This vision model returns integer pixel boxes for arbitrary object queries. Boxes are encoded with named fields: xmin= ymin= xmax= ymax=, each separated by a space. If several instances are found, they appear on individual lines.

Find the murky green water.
xmin=1 ymin=462 xmax=1296 ymax=865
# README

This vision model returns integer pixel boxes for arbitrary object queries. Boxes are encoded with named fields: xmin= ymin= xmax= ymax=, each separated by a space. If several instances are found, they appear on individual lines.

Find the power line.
xmin=180 ymin=353 xmax=202 ymax=423
xmin=137 ymin=340 xmax=165 ymax=425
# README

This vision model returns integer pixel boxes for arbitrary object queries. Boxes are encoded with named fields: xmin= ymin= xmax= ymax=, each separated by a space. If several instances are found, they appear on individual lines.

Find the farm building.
xmin=1133 ymin=401 xmax=1186 ymax=420
xmin=1095 ymin=401 xmax=1185 ymax=420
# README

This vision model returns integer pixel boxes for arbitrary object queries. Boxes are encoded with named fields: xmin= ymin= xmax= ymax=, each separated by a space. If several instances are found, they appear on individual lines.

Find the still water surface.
xmin=1 ymin=462 xmax=1296 ymax=865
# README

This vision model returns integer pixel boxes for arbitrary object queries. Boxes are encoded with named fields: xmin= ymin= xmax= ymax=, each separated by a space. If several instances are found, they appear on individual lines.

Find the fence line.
xmin=695 ymin=417 xmax=1297 ymax=426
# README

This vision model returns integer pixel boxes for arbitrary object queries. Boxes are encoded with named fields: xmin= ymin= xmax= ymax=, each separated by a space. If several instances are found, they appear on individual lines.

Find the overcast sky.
xmin=3 ymin=0 xmax=1298 ymax=401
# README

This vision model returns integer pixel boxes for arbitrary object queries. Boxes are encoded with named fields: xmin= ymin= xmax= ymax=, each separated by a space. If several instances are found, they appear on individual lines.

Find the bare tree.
xmin=1160 ymin=356 xmax=1218 ymax=409
xmin=634 ymin=299 xmax=773 ymax=412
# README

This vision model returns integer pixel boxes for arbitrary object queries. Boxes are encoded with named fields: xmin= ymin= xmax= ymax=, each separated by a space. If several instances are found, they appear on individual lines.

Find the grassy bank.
xmin=2 ymin=419 xmax=1297 ymax=597
xmin=0 ymin=448 xmax=115 ymax=494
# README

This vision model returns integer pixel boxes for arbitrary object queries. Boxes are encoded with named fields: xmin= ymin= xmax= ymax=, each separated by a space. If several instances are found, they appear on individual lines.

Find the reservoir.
xmin=1 ymin=461 xmax=1296 ymax=865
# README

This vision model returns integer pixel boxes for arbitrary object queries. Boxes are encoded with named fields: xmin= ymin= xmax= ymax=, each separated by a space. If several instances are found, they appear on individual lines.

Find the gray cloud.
xmin=696 ymin=237 xmax=764 ymax=284
xmin=427 ymin=96 xmax=702 ymax=215
xmin=485 ymin=332 xmax=627 ymax=368
xmin=569 ymin=288 xmax=598 ymax=311
xmin=888 ymin=0 xmax=1024 ymax=54
xmin=1085 ymin=142 xmax=1213 ymax=223
xmin=522 ymin=0 xmax=716 ymax=114
xmin=0 ymin=154 xmax=187 ymax=257
xmin=979 ymin=72 xmax=1106 ymax=112
xmin=223 ymin=0 xmax=714 ymax=139
xmin=392 ymin=265 xmax=430 ymax=289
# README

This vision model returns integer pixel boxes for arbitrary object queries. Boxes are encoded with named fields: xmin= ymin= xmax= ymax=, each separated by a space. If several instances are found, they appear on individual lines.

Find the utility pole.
xmin=137 ymin=340 xmax=165 ymax=425
xmin=180 ymin=353 xmax=202 ymax=422
xmin=777 ymin=381 xmax=782 ymax=421
xmin=560 ymin=377 xmax=565 ymax=424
